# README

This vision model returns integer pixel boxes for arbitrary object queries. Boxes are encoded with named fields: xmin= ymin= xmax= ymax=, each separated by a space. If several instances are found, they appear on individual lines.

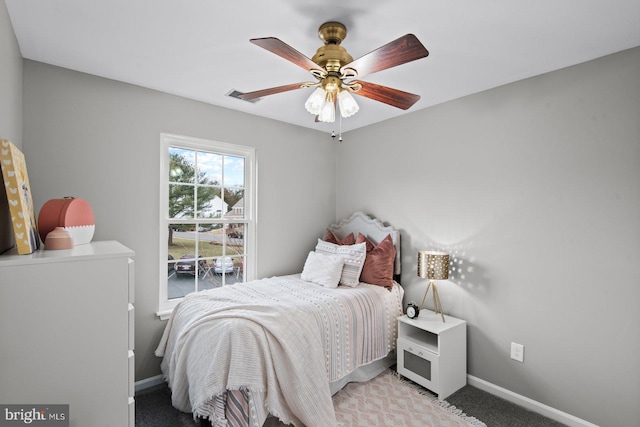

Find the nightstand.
xmin=397 ymin=310 xmax=467 ymax=400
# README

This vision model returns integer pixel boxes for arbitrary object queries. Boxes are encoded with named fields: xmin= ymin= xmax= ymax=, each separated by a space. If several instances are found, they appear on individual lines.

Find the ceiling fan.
xmin=237 ymin=22 xmax=429 ymax=123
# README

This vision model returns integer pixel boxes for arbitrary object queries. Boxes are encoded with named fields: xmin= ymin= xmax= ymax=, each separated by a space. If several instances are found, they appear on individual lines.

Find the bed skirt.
xmin=329 ymin=352 xmax=396 ymax=395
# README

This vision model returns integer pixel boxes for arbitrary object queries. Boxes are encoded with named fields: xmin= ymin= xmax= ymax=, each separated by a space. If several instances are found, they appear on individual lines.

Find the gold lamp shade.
xmin=417 ymin=251 xmax=450 ymax=322
xmin=417 ymin=251 xmax=449 ymax=280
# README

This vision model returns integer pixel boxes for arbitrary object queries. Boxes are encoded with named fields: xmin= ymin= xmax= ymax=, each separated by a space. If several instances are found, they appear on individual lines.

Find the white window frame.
xmin=157 ymin=133 xmax=257 ymax=319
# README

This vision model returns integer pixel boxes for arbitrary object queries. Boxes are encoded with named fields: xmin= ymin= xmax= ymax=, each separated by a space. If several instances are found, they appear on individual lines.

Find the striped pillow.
xmin=315 ymin=239 xmax=367 ymax=287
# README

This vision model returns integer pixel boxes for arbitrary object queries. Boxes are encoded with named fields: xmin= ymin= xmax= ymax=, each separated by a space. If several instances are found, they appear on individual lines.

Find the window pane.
xmin=234 ymin=256 xmax=245 ymax=283
xmin=168 ymin=225 xmax=197 ymax=299
xmin=199 ymin=255 xmax=243 ymax=288
xmin=168 ymin=274 xmax=196 ymax=300
xmin=168 ymin=224 xmax=196 ymax=259
xmin=168 ymin=226 xmax=209 ymax=298
xmin=198 ymin=227 xmax=221 ymax=259
xmin=224 ymin=155 xmax=245 ymax=187
xmin=169 ymin=183 xmax=195 ymax=219
xmin=197 ymin=151 xmax=222 ymax=185
xmin=196 ymin=186 xmax=222 ymax=219
xmin=223 ymin=188 xmax=244 ymax=219
xmin=168 ymin=148 xmax=195 ymax=184
xmin=226 ymin=223 xmax=245 ymax=255
xmin=198 ymin=258 xmax=221 ymax=290
xmin=207 ymin=225 xmax=223 ymax=254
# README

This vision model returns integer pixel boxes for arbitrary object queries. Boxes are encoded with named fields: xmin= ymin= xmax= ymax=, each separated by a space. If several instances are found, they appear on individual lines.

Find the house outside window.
xmin=158 ymin=133 xmax=256 ymax=317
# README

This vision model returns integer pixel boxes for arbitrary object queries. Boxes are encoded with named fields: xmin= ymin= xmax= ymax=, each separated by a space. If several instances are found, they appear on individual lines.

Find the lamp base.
xmin=419 ymin=280 xmax=446 ymax=322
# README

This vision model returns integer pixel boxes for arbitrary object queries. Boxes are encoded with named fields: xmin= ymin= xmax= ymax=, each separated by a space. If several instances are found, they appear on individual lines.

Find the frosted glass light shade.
xmin=305 ymin=87 xmax=326 ymax=115
xmin=338 ymin=90 xmax=359 ymax=118
xmin=318 ymin=99 xmax=336 ymax=123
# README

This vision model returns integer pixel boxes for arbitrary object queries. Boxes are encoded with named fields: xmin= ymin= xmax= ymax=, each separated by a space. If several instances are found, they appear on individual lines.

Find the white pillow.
xmin=315 ymin=239 xmax=367 ymax=287
xmin=301 ymin=251 xmax=345 ymax=288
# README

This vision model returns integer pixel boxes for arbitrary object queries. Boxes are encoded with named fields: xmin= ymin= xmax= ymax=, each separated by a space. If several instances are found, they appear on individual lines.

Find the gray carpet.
xmin=446 ymin=385 xmax=566 ymax=427
xmin=135 ymin=383 xmax=210 ymax=427
xmin=136 ymin=377 xmax=566 ymax=426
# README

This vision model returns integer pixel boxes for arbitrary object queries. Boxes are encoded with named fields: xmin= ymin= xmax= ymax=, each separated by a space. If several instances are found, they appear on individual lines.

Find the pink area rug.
xmin=265 ymin=369 xmax=486 ymax=426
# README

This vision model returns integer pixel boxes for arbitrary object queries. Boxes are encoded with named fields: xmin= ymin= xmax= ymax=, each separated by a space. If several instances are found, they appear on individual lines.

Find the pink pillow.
xmin=323 ymin=229 xmax=355 ymax=245
xmin=356 ymin=233 xmax=396 ymax=289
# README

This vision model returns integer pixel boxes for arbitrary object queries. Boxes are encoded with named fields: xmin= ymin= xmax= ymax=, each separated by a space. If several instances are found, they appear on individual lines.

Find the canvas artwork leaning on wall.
xmin=0 ymin=140 xmax=40 ymax=254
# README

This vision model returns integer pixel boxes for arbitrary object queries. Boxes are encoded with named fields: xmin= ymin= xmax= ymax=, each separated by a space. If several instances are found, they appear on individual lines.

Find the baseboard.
xmin=135 ymin=374 xmax=165 ymax=392
xmin=466 ymin=375 xmax=599 ymax=427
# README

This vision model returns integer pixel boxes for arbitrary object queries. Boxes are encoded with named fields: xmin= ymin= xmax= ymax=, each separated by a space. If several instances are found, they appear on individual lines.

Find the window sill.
xmin=156 ymin=309 xmax=173 ymax=321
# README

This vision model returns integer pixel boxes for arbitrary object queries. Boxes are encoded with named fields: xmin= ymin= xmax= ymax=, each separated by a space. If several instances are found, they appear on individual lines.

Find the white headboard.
xmin=327 ymin=211 xmax=401 ymax=276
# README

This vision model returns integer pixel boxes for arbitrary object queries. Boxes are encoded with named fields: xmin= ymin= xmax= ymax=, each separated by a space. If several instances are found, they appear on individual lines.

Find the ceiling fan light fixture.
xmin=304 ymin=87 xmax=326 ymax=115
xmin=338 ymin=90 xmax=359 ymax=118
xmin=245 ymin=22 xmax=429 ymax=126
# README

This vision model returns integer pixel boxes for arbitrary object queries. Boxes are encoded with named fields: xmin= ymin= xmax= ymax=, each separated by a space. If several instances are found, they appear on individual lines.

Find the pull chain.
xmin=330 ymin=114 xmax=344 ymax=142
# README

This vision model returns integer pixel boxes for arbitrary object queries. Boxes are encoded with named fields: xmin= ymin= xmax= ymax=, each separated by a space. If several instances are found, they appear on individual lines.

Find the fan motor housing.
xmin=312 ymin=45 xmax=353 ymax=71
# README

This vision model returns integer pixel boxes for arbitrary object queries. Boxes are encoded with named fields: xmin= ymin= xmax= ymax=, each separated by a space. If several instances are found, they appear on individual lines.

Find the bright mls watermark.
xmin=0 ymin=405 xmax=68 ymax=426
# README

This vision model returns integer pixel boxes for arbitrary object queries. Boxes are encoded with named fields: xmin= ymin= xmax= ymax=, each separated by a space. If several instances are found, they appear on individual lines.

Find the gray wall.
xmin=338 ymin=47 xmax=640 ymax=427
xmin=0 ymin=0 xmax=21 ymax=253
xmin=0 ymin=0 xmax=21 ymax=147
xmin=21 ymin=60 xmax=336 ymax=380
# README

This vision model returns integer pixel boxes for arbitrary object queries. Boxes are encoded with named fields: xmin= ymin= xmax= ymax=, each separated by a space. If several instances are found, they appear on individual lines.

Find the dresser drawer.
xmin=128 ymin=350 xmax=135 ymax=397
xmin=128 ymin=397 xmax=135 ymax=427
xmin=128 ymin=258 xmax=135 ymax=303
xmin=128 ymin=303 xmax=135 ymax=350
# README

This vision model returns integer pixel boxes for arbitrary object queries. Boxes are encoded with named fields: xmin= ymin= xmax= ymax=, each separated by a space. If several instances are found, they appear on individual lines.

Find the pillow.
xmin=315 ymin=239 xmax=367 ymax=287
xmin=322 ymin=229 xmax=355 ymax=245
xmin=301 ymin=251 xmax=345 ymax=288
xmin=356 ymin=233 xmax=396 ymax=289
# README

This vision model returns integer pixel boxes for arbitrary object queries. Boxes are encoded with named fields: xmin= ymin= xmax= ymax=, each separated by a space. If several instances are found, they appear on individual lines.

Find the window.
xmin=158 ymin=133 xmax=256 ymax=317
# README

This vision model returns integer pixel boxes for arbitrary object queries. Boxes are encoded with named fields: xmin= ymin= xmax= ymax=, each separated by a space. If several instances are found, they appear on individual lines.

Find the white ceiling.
xmin=6 ymin=0 xmax=640 ymax=134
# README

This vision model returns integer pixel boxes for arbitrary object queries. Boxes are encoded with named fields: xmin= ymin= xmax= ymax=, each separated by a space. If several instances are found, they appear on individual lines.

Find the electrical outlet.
xmin=511 ymin=342 xmax=524 ymax=362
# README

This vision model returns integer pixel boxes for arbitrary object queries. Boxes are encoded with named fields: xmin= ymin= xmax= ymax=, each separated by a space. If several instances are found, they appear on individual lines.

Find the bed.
xmin=155 ymin=212 xmax=404 ymax=427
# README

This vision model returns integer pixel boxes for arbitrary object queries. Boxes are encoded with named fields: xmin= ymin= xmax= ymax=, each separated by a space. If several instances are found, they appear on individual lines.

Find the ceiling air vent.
xmin=226 ymin=89 xmax=260 ymax=103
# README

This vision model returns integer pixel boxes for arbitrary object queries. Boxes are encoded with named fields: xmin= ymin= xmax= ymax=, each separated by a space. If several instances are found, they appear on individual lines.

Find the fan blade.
xmin=237 ymin=82 xmax=309 ymax=100
xmin=351 ymin=81 xmax=421 ymax=110
xmin=341 ymin=34 xmax=428 ymax=78
xmin=250 ymin=37 xmax=323 ymax=74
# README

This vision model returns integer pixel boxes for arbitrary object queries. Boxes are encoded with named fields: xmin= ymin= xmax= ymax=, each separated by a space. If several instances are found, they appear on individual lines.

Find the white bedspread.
xmin=156 ymin=274 xmax=404 ymax=427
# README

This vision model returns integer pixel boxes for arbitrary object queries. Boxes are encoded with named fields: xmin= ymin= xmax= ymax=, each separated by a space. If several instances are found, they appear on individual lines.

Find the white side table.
xmin=397 ymin=310 xmax=467 ymax=400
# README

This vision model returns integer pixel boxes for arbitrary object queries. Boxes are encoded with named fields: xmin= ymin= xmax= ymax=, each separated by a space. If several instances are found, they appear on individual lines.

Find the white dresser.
xmin=0 ymin=241 xmax=135 ymax=427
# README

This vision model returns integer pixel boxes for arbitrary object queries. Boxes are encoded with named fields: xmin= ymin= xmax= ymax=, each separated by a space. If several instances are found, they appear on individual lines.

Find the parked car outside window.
xmin=175 ymin=254 xmax=206 ymax=276
xmin=214 ymin=257 xmax=234 ymax=274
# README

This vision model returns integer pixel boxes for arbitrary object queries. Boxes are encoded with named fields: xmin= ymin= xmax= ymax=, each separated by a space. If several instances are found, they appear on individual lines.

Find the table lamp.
xmin=417 ymin=250 xmax=450 ymax=322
